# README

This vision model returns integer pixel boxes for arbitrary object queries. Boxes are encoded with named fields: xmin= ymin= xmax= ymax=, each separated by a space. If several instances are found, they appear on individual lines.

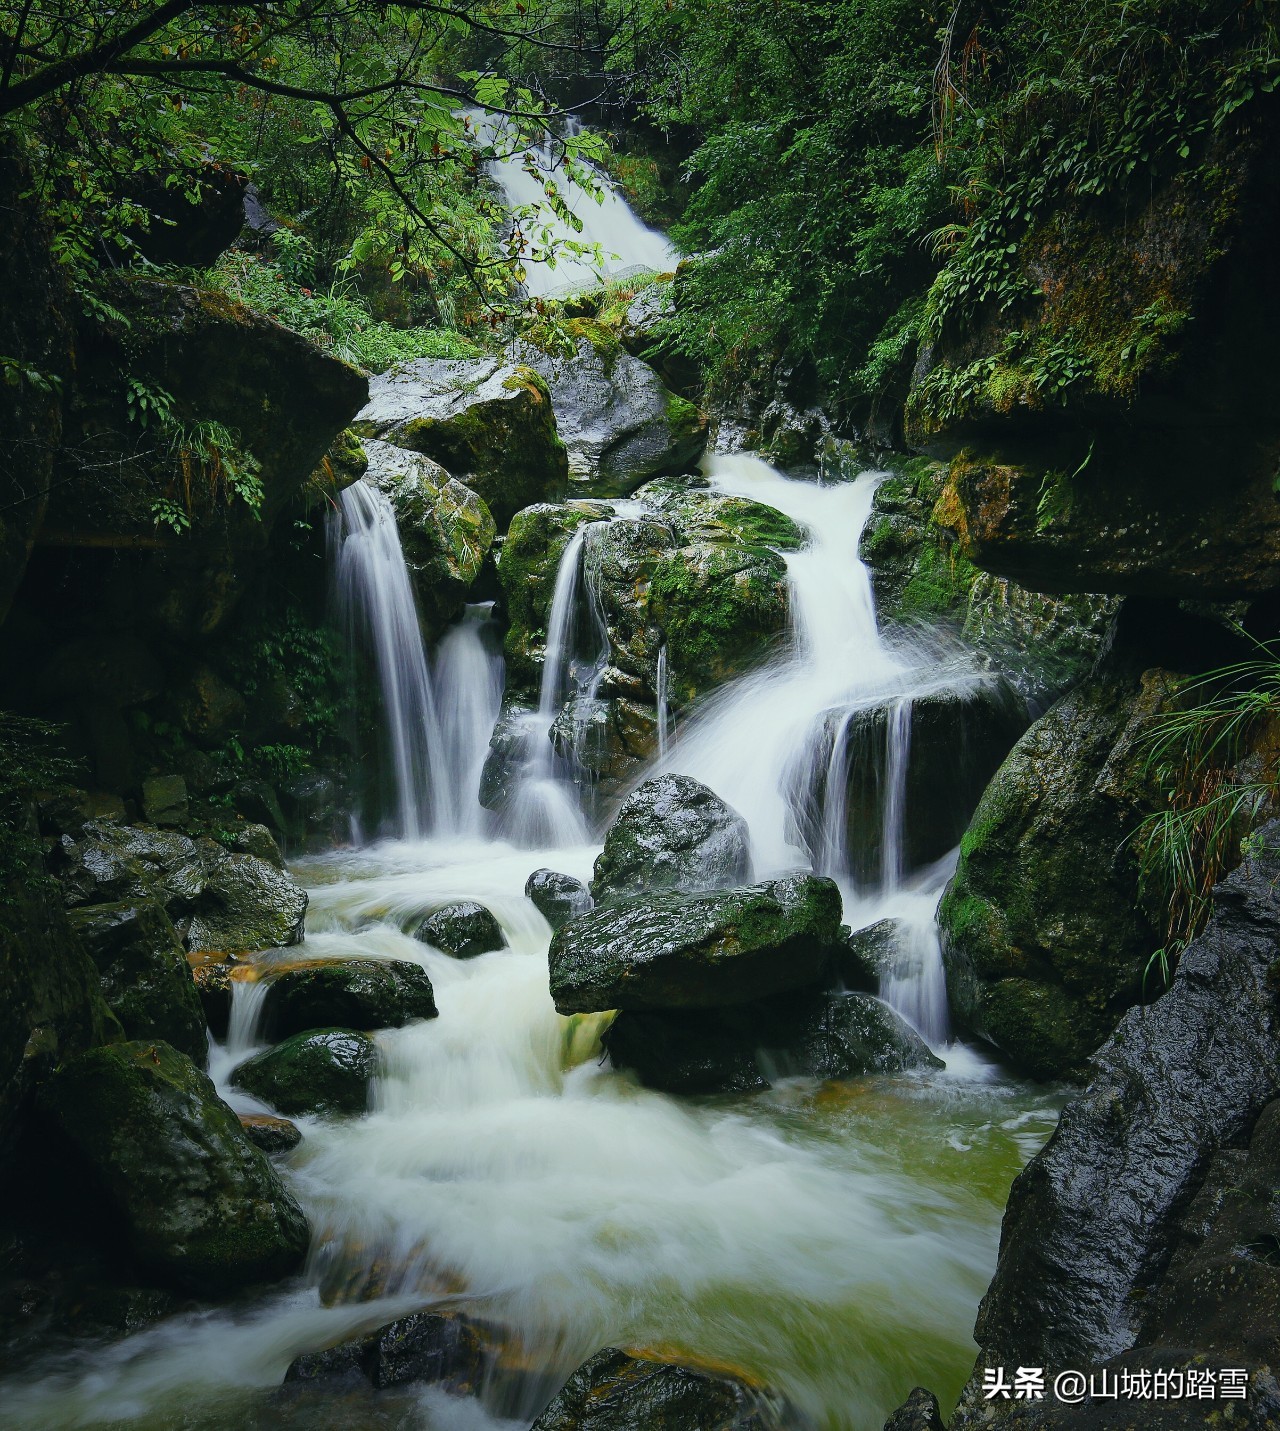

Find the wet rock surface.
xmin=40 ymin=1040 xmax=309 ymax=1293
xmin=231 ymin=1028 xmax=378 ymax=1117
xmin=605 ymin=989 xmax=941 ymax=1095
xmin=415 ymin=902 xmax=506 ymax=960
xmin=955 ymin=824 xmax=1280 ymax=1394
xmin=549 ymin=875 xmax=843 ymax=1014
xmin=238 ymin=1112 xmax=303 ymax=1154
xmin=591 ymin=774 xmax=751 ymax=902
xmin=525 ymin=868 xmax=593 ymax=931
xmin=353 ymin=356 xmax=568 ymax=526
xmin=530 ymin=1345 xmax=796 ymax=1431
xmin=69 ymin=898 xmax=207 ymax=1063
xmin=285 ymin=1307 xmax=487 ymax=1393
xmin=261 ymin=958 xmax=437 ymax=1037
xmin=939 ymin=667 xmax=1172 ymax=1079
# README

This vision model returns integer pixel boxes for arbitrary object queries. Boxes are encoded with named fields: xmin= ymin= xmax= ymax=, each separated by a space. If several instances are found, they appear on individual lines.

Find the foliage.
xmin=1133 ymin=648 xmax=1280 ymax=987
xmin=208 ymin=250 xmax=483 ymax=371
xmin=0 ymin=713 xmax=80 ymax=886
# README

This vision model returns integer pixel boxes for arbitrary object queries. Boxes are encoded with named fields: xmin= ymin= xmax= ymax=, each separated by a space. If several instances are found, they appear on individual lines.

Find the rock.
xmin=530 ymin=1346 xmax=793 ymax=1431
xmin=183 ymin=847 xmax=308 ymax=954
xmin=525 ymin=869 xmax=592 ymax=931
xmin=353 ymin=356 xmax=568 ymax=526
xmin=834 ymin=919 xmax=901 ymax=993
xmin=415 ymin=903 xmax=506 ymax=960
xmin=285 ymin=1307 xmax=486 ymax=1392
xmin=859 ymin=458 xmax=1117 ymax=703
xmin=141 ymin=774 xmax=189 ymax=826
xmin=939 ymin=667 xmax=1173 ymax=1079
xmin=174 ymin=665 xmax=247 ymax=746
xmin=549 ymin=875 xmax=843 ymax=1014
xmin=58 ymin=821 xmax=206 ymax=913
xmin=0 ymin=878 xmax=120 ymax=1168
xmin=261 ymin=959 xmax=437 ymax=1037
xmin=40 ymin=1040 xmax=309 ymax=1293
xmin=515 ymin=331 xmax=708 ymax=495
xmin=232 ymin=778 xmax=288 ymax=838
xmin=238 ymin=1112 xmax=303 ymax=1154
xmin=604 ymin=989 xmax=941 ymax=1095
xmin=226 ymin=822 xmax=285 ymax=869
xmin=361 ymin=442 xmax=497 ymax=635
xmin=68 ymin=899 xmax=207 ymax=1063
xmin=189 ymin=953 xmax=238 ymax=1039
xmin=883 ymin=1388 xmax=945 ymax=1431
xmin=957 ymin=823 xmax=1280 ymax=1386
xmin=591 ymin=775 xmax=751 ymax=902
xmin=231 ymin=1028 xmax=378 ymax=1117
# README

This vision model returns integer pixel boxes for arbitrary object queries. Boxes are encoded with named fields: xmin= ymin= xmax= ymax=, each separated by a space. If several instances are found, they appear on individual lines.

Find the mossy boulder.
xmin=182 ymin=848 xmax=308 ymax=954
xmin=592 ymin=775 xmax=751 ymax=902
xmin=361 ymin=441 xmax=497 ymax=636
xmin=231 ymin=1028 xmax=378 ymax=1116
xmin=549 ymin=874 xmax=842 ymax=1014
xmin=414 ymin=902 xmax=506 ymax=960
xmin=40 ymin=1040 xmax=309 ymax=1293
xmin=939 ymin=667 xmax=1175 ymax=1079
xmin=261 ymin=959 xmax=437 ymax=1038
xmin=514 ymin=333 xmax=708 ymax=495
xmin=525 ymin=869 xmax=592 ymax=931
xmin=69 ymin=899 xmax=207 ymax=1064
xmin=239 ymin=1112 xmax=302 ymax=1154
xmin=531 ymin=1346 xmax=794 ymax=1431
xmin=353 ymin=356 xmax=568 ymax=526
xmin=604 ymin=988 xmax=941 ymax=1095
xmin=859 ymin=457 xmax=1118 ymax=702
xmin=833 ymin=918 xmax=903 ymax=993
xmin=0 ymin=878 xmax=121 ymax=1168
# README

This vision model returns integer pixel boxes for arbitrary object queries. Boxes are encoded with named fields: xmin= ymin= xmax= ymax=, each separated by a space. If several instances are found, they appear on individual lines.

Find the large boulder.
xmin=0 ymin=878 xmax=120 ymax=1169
xmin=515 ymin=330 xmax=708 ymax=495
xmin=40 ymin=1040 xmax=309 ymax=1293
xmin=604 ymin=989 xmax=941 ymax=1095
xmin=948 ymin=824 xmax=1280 ymax=1425
xmin=531 ymin=1346 xmax=794 ymax=1431
xmin=525 ymin=868 xmax=593 ymax=931
xmin=68 ymin=899 xmax=207 ymax=1063
xmin=939 ymin=667 xmax=1173 ymax=1079
xmin=353 ymin=356 xmax=568 ymax=526
xmin=231 ymin=1028 xmax=378 ymax=1117
xmin=549 ymin=875 xmax=842 ymax=1014
xmin=415 ymin=902 xmax=506 ymax=960
xmin=592 ymin=775 xmax=750 ymax=901
xmin=261 ymin=959 xmax=437 ymax=1038
xmin=182 ymin=848 xmax=308 ymax=954
xmin=859 ymin=457 xmax=1118 ymax=702
xmin=360 ymin=442 xmax=497 ymax=636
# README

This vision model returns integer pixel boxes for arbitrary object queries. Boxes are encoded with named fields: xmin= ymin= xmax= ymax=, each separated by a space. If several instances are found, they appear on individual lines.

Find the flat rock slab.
xmin=549 ymin=875 xmax=842 ymax=1014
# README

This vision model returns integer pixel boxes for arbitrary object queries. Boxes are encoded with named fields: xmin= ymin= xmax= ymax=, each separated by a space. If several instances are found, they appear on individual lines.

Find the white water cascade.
xmin=0 ymin=449 xmax=1062 ymax=1429
xmin=468 ymin=111 xmax=678 ymax=296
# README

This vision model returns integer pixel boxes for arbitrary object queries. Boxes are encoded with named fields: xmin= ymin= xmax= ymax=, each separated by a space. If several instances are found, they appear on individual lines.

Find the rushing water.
xmin=2 ymin=453 xmax=1062 ymax=1431
xmin=467 ymin=111 xmax=678 ymax=296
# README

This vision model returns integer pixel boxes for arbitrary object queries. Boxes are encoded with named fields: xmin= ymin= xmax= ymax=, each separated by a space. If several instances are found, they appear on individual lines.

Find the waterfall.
xmin=656 ymin=644 xmax=671 ymax=758
xmin=330 ymin=481 xmax=443 ymax=840
xmin=881 ymin=697 xmax=914 ymax=892
xmin=330 ymin=483 xmax=504 ymax=842
xmin=467 ymin=111 xmax=678 ymax=296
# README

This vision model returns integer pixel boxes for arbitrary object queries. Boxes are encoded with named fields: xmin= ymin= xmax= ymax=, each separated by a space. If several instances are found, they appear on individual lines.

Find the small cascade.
xmin=468 ymin=111 xmax=677 ymax=296
xmin=329 ymin=481 xmax=445 ymax=840
xmin=500 ymin=525 xmax=604 ymax=845
xmin=431 ymin=602 xmax=505 ymax=837
xmin=656 ymin=644 xmax=671 ymax=758
xmin=880 ymin=697 xmax=914 ymax=893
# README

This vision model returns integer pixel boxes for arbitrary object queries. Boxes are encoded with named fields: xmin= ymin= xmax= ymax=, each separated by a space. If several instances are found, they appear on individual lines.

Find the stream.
xmin=1 ymin=451 xmax=1062 ymax=1430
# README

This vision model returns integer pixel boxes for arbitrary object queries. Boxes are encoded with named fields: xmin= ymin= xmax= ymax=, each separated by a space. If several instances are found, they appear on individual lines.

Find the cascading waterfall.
xmin=656 ymin=644 xmax=671 ymax=758
xmin=330 ymin=483 xmax=506 ymax=843
xmin=467 ymin=110 xmax=677 ymax=296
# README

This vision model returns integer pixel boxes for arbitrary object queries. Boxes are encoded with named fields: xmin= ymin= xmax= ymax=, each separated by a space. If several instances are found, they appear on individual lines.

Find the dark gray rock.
xmin=592 ymin=775 xmax=751 ymax=902
xmin=530 ymin=1345 xmax=794 ymax=1431
xmin=183 ymin=847 xmax=308 ymax=954
xmin=262 ymin=959 xmax=437 ymax=1037
xmin=526 ymin=868 xmax=593 ymax=931
xmin=960 ymin=822 xmax=1280 ymax=1387
xmin=40 ymin=1040 xmax=309 ymax=1294
xmin=141 ymin=774 xmax=188 ymax=826
xmin=415 ymin=902 xmax=506 ymax=960
xmin=882 ymin=1388 xmax=945 ymax=1431
xmin=549 ymin=875 xmax=843 ymax=1014
xmin=604 ymin=989 xmax=941 ymax=1095
xmin=68 ymin=899 xmax=207 ymax=1063
xmin=231 ymin=1029 xmax=378 ymax=1117
xmin=833 ymin=919 xmax=902 ymax=993
xmin=285 ymin=1307 xmax=486 ymax=1393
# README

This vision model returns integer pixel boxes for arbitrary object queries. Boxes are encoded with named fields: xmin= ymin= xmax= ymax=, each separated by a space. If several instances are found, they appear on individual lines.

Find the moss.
xmin=897 ymin=539 xmax=979 ymax=619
